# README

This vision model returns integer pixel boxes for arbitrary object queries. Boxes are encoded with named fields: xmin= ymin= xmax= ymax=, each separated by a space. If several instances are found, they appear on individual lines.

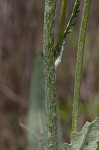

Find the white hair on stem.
xmin=55 ymin=41 xmax=65 ymax=70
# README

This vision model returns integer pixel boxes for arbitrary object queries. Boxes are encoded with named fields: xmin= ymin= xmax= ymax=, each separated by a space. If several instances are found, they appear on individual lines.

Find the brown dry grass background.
xmin=0 ymin=0 xmax=99 ymax=149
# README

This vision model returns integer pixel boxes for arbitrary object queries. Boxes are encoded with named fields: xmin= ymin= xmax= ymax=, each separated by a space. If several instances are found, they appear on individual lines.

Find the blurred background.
xmin=0 ymin=0 xmax=99 ymax=149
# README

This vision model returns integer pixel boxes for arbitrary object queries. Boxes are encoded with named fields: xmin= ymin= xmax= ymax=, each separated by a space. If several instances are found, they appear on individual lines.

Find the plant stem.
xmin=72 ymin=0 xmax=91 ymax=132
xmin=58 ymin=0 xmax=66 ymax=45
xmin=43 ymin=0 xmax=58 ymax=149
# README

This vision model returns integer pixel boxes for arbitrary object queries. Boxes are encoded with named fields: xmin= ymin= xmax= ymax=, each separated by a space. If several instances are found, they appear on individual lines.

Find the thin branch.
xmin=37 ymin=113 xmax=44 ymax=150
xmin=0 ymin=83 xmax=27 ymax=108
xmin=72 ymin=0 xmax=91 ymax=132
xmin=19 ymin=121 xmax=40 ymax=140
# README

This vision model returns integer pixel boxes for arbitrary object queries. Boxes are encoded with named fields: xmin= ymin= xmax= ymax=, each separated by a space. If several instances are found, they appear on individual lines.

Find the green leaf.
xmin=55 ymin=0 xmax=80 ymax=65
xmin=64 ymin=0 xmax=80 ymax=36
xmin=27 ymin=53 xmax=46 ymax=149
xmin=63 ymin=118 xmax=99 ymax=150
xmin=57 ymin=0 xmax=66 ymax=47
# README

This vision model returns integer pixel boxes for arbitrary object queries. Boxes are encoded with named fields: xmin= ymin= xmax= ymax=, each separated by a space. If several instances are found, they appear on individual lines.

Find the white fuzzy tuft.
xmin=55 ymin=41 xmax=65 ymax=70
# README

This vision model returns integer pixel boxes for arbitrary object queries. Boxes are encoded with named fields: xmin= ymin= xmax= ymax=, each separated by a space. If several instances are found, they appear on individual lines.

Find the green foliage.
xmin=58 ymin=0 xmax=66 ymax=43
xmin=43 ymin=0 xmax=99 ymax=149
xmin=64 ymin=0 xmax=80 ymax=36
xmin=27 ymin=53 xmax=46 ymax=149
xmin=63 ymin=118 xmax=99 ymax=150
xmin=55 ymin=0 xmax=80 ymax=60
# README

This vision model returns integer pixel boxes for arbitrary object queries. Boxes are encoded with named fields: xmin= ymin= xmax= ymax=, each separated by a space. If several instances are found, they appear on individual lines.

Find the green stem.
xmin=43 ymin=0 xmax=58 ymax=149
xmin=58 ymin=0 xmax=66 ymax=45
xmin=72 ymin=0 xmax=91 ymax=132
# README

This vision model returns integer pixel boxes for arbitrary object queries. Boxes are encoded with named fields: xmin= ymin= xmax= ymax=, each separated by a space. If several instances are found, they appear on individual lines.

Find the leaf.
xmin=64 ymin=0 xmax=80 ymax=36
xmin=55 ymin=0 xmax=80 ymax=66
xmin=63 ymin=118 xmax=99 ymax=150
xmin=27 ymin=53 xmax=47 ymax=149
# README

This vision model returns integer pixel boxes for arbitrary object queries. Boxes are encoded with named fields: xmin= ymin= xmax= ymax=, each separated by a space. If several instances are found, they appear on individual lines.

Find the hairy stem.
xmin=72 ymin=0 xmax=91 ymax=132
xmin=43 ymin=0 xmax=58 ymax=149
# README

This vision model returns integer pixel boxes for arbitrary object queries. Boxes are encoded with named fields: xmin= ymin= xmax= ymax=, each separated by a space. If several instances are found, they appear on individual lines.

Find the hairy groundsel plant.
xmin=43 ymin=0 xmax=99 ymax=150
